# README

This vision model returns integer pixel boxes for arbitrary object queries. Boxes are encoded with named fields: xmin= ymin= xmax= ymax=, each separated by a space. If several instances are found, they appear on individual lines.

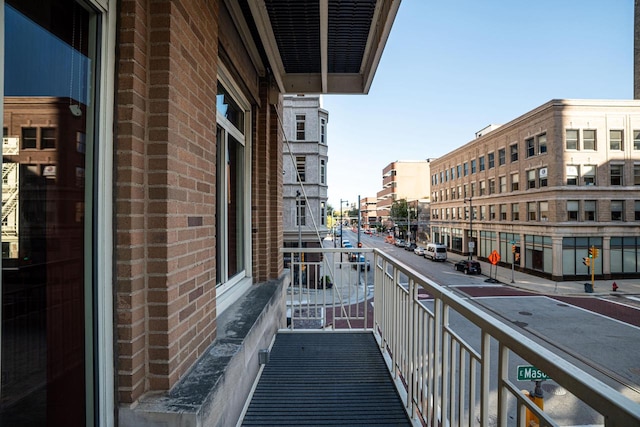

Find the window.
xmin=584 ymin=200 xmax=596 ymax=221
xmin=471 ymin=159 xmax=477 ymax=173
xmin=463 ymin=184 xmax=468 ymax=198
xmin=471 ymin=182 xmax=476 ymax=197
xmin=296 ymin=199 xmax=306 ymax=226
xmin=510 ymin=144 xmax=518 ymax=162
xmin=489 ymin=205 xmax=496 ymax=220
xmin=512 ymin=203 xmax=519 ymax=220
xmin=583 ymin=165 xmax=596 ymax=185
xmin=526 ymin=137 xmax=535 ymax=157
xmin=636 ymin=201 xmax=640 ymax=220
xmin=499 ymin=176 xmax=506 ymax=193
xmin=488 ymin=152 xmax=495 ymax=168
xmin=566 ymin=165 xmax=578 ymax=185
xmin=457 ymin=165 xmax=462 ymax=179
xmin=296 ymin=156 xmax=306 ymax=182
xmin=488 ymin=179 xmax=495 ymax=194
xmin=463 ymin=162 xmax=469 ymax=176
xmin=511 ymin=173 xmax=519 ymax=191
xmin=538 ymin=133 xmax=547 ymax=154
xmin=479 ymin=156 xmax=485 ymax=171
xmin=296 ymin=114 xmax=306 ymax=140
xmin=611 ymin=200 xmax=624 ymax=221
xmin=634 ymin=130 xmax=640 ymax=150
xmin=480 ymin=180 xmax=486 ymax=196
xmin=583 ymin=129 xmax=596 ymax=150
xmin=610 ymin=164 xmax=623 ymax=186
xmin=498 ymin=148 xmax=505 ymax=165
xmin=321 ymin=202 xmax=326 ymax=225
xmin=566 ymin=129 xmax=578 ymax=150
xmin=500 ymin=204 xmax=507 ymax=220
xmin=2 ymin=4 xmax=99 ymax=424
xmin=634 ymin=164 xmax=640 ymax=185
xmin=320 ymin=118 xmax=326 ymax=143
xmin=528 ymin=202 xmax=537 ymax=221
xmin=538 ymin=167 xmax=548 ymax=187
xmin=567 ymin=201 xmax=579 ymax=221
xmin=610 ymin=130 xmax=623 ymax=151
xmin=216 ymin=80 xmax=249 ymax=291
xmin=539 ymin=201 xmax=548 ymax=221
xmin=22 ymin=127 xmax=37 ymax=149
xmin=480 ymin=205 xmax=486 ymax=220
xmin=42 ymin=127 xmax=56 ymax=149
xmin=527 ymin=169 xmax=536 ymax=189
xmin=320 ymin=159 xmax=326 ymax=184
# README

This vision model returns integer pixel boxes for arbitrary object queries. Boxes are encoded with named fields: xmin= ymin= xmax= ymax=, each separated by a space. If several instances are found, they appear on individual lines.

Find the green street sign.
xmin=517 ymin=365 xmax=549 ymax=381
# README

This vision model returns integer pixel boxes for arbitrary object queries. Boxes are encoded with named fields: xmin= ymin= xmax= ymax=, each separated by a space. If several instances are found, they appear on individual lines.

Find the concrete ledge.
xmin=119 ymin=277 xmax=286 ymax=427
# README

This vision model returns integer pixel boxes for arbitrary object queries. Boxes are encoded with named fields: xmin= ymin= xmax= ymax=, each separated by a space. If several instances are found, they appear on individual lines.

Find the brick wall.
xmin=116 ymin=0 xmax=220 ymax=403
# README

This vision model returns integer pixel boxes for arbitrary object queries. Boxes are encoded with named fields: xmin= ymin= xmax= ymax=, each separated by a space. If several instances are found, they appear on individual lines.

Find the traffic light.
xmin=593 ymin=248 xmax=599 ymax=258
xmin=582 ymin=257 xmax=591 ymax=267
xmin=515 ymin=253 xmax=520 ymax=262
xmin=511 ymin=245 xmax=516 ymax=253
xmin=357 ymin=242 xmax=362 ymax=248
xmin=588 ymin=248 xmax=593 ymax=258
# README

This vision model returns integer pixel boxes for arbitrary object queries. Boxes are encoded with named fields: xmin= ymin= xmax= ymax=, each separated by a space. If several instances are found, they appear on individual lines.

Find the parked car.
xmin=341 ymin=239 xmax=351 ymax=248
xmin=414 ymin=246 xmax=425 ymax=256
xmin=454 ymin=260 xmax=482 ymax=275
xmin=394 ymin=239 xmax=405 ymax=247
xmin=405 ymin=242 xmax=417 ymax=251
xmin=351 ymin=253 xmax=371 ymax=271
xmin=424 ymin=243 xmax=447 ymax=261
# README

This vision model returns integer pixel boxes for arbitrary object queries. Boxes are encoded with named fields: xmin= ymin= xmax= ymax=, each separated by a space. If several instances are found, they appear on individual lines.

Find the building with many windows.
xmin=429 ymin=99 xmax=640 ymax=281
xmin=376 ymin=160 xmax=432 ymax=218
xmin=283 ymin=95 xmax=329 ymax=250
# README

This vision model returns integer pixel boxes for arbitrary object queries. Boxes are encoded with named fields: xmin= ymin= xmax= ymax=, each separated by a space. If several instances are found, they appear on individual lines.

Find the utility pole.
xmin=465 ymin=197 xmax=473 ymax=260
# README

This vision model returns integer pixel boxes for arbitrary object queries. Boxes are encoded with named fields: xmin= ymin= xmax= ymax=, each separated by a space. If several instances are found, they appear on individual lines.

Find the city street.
xmin=336 ymin=231 xmax=640 ymax=425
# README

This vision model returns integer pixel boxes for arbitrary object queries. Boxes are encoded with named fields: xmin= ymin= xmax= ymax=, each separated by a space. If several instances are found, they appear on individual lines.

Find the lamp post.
xmin=340 ymin=199 xmax=348 ymax=263
xmin=296 ymin=191 xmax=302 ymax=249
xmin=464 ymin=197 xmax=473 ymax=260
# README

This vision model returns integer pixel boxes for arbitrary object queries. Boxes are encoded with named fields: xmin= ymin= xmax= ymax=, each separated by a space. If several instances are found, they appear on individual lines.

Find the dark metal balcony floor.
xmin=241 ymin=331 xmax=411 ymax=426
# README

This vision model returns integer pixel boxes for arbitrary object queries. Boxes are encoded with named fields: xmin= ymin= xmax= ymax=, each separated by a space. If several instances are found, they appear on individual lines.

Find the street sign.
xmin=488 ymin=250 xmax=500 ymax=265
xmin=517 ymin=365 xmax=549 ymax=381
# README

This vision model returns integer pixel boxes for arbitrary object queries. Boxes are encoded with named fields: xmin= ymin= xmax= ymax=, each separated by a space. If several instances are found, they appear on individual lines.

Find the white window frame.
xmin=216 ymin=65 xmax=252 ymax=314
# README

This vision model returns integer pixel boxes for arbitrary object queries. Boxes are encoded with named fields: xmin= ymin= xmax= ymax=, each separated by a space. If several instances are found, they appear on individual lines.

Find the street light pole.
xmin=465 ymin=197 xmax=473 ymax=260
xmin=296 ymin=191 xmax=302 ymax=249
xmin=340 ymin=199 xmax=348 ymax=263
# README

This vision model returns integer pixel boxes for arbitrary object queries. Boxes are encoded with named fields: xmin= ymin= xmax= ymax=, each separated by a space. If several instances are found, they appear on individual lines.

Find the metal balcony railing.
xmin=282 ymin=247 xmax=640 ymax=427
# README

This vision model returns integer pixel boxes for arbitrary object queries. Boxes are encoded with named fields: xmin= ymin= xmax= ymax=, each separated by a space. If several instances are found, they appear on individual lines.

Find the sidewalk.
xmin=445 ymin=251 xmax=640 ymax=296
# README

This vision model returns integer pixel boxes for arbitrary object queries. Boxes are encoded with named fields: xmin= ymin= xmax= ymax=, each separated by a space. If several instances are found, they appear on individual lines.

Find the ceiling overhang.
xmin=245 ymin=0 xmax=401 ymax=95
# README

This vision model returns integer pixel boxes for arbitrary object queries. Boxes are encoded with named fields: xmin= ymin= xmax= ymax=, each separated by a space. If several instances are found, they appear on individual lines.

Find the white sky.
xmin=322 ymin=0 xmax=634 ymax=209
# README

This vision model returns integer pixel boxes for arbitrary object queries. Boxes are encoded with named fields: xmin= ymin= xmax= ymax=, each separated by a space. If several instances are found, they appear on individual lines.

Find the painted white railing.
xmin=283 ymin=247 xmax=640 ymax=427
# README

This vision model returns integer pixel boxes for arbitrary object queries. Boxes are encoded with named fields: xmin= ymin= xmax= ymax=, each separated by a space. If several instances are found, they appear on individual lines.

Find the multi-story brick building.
xmin=1 ymin=1 xmax=399 ymax=425
xmin=282 ymin=95 xmax=329 ymax=250
xmin=429 ymin=99 xmax=640 ymax=281
xmin=376 ymin=160 xmax=432 ymax=218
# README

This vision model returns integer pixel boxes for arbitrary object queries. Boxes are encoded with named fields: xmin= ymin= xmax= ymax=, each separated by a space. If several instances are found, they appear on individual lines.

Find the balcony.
xmin=240 ymin=247 xmax=640 ymax=426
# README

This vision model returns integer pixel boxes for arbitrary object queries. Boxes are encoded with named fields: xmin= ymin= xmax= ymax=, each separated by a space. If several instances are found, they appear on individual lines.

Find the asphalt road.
xmin=342 ymin=229 xmax=640 ymax=424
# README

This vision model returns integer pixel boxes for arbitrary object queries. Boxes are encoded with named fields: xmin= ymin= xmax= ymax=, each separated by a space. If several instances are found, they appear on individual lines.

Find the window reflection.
xmin=2 ymin=1 xmax=94 ymax=425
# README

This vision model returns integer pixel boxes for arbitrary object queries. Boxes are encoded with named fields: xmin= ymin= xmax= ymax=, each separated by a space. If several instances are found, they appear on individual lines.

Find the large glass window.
xmin=216 ymin=79 xmax=250 ymax=296
xmin=3 ymin=1 xmax=98 ymax=425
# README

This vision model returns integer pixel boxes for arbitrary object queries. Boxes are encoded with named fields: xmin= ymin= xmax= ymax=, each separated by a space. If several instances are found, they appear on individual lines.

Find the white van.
xmin=425 ymin=243 xmax=447 ymax=261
